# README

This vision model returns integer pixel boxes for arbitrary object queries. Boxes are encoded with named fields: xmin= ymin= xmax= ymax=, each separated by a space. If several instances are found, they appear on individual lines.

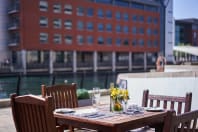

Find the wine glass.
xmin=92 ymin=87 xmax=100 ymax=107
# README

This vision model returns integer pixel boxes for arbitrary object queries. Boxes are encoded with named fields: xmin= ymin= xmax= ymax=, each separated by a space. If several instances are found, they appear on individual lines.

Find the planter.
xmin=78 ymin=98 xmax=92 ymax=107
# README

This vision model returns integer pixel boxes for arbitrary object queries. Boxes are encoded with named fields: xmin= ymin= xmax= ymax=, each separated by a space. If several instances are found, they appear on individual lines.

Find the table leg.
xmin=155 ymin=124 xmax=163 ymax=132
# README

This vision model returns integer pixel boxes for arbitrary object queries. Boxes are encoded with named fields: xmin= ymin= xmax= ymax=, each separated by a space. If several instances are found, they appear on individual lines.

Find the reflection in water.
xmin=0 ymin=70 xmax=132 ymax=98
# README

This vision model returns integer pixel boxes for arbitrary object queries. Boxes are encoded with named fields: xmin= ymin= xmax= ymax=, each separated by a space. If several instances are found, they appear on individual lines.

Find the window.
xmin=106 ymin=38 xmax=112 ymax=45
xmin=139 ymin=27 xmax=144 ymax=34
xmin=147 ymin=16 xmax=152 ymax=24
xmin=115 ymin=11 xmax=121 ymax=20
xmin=153 ymin=40 xmax=158 ymax=47
xmin=123 ymin=39 xmax=129 ymax=46
xmin=147 ymin=40 xmax=152 ymax=47
xmin=53 ymin=19 xmax=61 ymax=28
xmin=153 ymin=29 xmax=158 ymax=35
xmin=147 ymin=28 xmax=151 ymax=36
xmin=96 ymin=0 xmax=112 ymax=4
xmin=98 ymin=36 xmax=104 ymax=45
xmin=87 ymin=22 xmax=93 ymax=31
xmin=77 ymin=35 xmax=84 ymax=45
xmin=123 ymin=13 xmax=129 ymax=21
xmin=40 ymin=17 xmax=48 ymax=27
xmin=116 ymin=25 xmax=121 ymax=33
xmin=132 ymin=39 xmax=137 ymax=46
xmin=139 ymin=15 xmax=144 ymax=22
xmin=115 ymin=0 xmax=129 ymax=7
xmin=53 ymin=3 xmax=61 ymax=13
xmin=40 ymin=33 xmax=48 ymax=43
xmin=98 ymin=23 xmax=104 ymax=31
xmin=106 ymin=10 xmax=112 ymax=18
xmin=131 ymin=2 xmax=144 ymax=10
xmin=145 ymin=5 xmax=158 ymax=12
xmin=87 ymin=36 xmax=93 ymax=45
xmin=77 ymin=7 xmax=84 ymax=16
xmin=132 ymin=27 xmax=136 ymax=34
xmin=97 ymin=9 xmax=104 ymax=18
xmin=132 ymin=15 xmax=137 ymax=22
xmin=54 ymin=34 xmax=61 ymax=44
xmin=116 ymin=38 xmax=121 ymax=46
xmin=87 ymin=8 xmax=94 ymax=17
xmin=153 ymin=18 xmax=158 ymax=24
xmin=64 ymin=35 xmax=72 ymax=44
xmin=64 ymin=20 xmax=72 ymax=29
xmin=39 ymin=1 xmax=48 ymax=11
xmin=123 ymin=26 xmax=129 ymax=34
xmin=139 ymin=39 xmax=144 ymax=46
xmin=106 ymin=24 xmax=112 ymax=32
xmin=77 ymin=21 xmax=84 ymax=30
xmin=64 ymin=4 xmax=72 ymax=14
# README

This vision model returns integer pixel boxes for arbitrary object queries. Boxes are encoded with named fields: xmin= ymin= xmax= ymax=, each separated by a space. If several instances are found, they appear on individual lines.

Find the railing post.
xmin=16 ymin=74 xmax=21 ymax=96
xmin=80 ymin=71 xmax=85 ymax=88
xmin=104 ymin=72 xmax=108 ymax=89
xmin=51 ymin=74 xmax=56 ymax=85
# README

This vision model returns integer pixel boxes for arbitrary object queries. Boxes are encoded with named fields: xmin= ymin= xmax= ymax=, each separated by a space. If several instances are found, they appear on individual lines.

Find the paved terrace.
xmin=0 ymin=95 xmax=110 ymax=132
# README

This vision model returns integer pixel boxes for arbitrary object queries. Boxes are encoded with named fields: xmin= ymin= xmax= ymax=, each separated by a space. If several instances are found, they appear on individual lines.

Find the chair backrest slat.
xmin=163 ymin=110 xmax=198 ymax=132
xmin=170 ymin=101 xmax=175 ymax=110
xmin=142 ymin=89 xmax=192 ymax=114
xmin=177 ymin=102 xmax=182 ymax=114
xmin=41 ymin=83 xmax=78 ymax=109
xmin=163 ymin=100 xmax=167 ymax=109
xmin=10 ymin=93 xmax=57 ymax=132
xmin=157 ymin=100 xmax=160 ymax=107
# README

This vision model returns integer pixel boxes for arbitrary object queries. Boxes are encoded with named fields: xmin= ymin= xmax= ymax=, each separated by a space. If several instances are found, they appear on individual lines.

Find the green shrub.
xmin=77 ymin=89 xmax=90 ymax=99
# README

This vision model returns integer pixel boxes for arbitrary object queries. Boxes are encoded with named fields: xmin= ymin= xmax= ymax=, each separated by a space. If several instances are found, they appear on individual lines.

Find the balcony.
xmin=8 ymin=4 xmax=20 ymax=14
xmin=8 ymin=39 xmax=19 ymax=46
xmin=8 ymin=22 xmax=19 ymax=30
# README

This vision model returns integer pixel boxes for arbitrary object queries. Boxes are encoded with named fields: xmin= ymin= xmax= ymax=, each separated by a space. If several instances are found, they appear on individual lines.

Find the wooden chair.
xmin=41 ymin=83 xmax=78 ymax=109
xmin=130 ymin=90 xmax=192 ymax=132
xmin=10 ymin=93 xmax=58 ymax=132
xmin=163 ymin=110 xmax=198 ymax=132
xmin=142 ymin=89 xmax=192 ymax=114
xmin=41 ymin=83 xmax=78 ymax=131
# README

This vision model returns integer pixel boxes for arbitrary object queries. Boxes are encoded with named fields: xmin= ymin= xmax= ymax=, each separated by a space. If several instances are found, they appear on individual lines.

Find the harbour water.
xmin=0 ymin=70 xmax=135 ymax=99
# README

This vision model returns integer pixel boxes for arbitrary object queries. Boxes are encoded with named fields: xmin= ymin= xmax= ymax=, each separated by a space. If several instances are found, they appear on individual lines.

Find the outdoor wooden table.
xmin=54 ymin=104 xmax=167 ymax=132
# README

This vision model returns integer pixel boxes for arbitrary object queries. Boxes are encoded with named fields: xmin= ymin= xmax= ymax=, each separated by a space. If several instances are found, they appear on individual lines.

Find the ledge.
xmin=0 ymin=89 xmax=110 ymax=108
xmin=0 ymin=98 xmax=10 ymax=108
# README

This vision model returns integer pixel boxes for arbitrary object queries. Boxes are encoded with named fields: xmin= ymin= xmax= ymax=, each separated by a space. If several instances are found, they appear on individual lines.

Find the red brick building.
xmin=7 ymin=0 xmax=165 ymax=74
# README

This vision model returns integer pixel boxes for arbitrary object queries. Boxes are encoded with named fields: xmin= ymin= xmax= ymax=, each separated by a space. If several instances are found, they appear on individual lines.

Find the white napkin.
xmin=73 ymin=108 xmax=98 ymax=117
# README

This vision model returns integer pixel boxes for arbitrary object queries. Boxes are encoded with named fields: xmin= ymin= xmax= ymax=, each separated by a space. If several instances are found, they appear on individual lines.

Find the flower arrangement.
xmin=110 ymin=87 xmax=129 ymax=112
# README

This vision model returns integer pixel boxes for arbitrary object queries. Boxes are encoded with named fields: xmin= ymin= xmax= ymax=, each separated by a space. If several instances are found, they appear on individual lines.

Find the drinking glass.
xmin=92 ymin=87 xmax=101 ymax=106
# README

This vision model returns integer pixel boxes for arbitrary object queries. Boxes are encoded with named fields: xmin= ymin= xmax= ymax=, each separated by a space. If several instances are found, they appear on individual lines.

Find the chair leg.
xmin=56 ymin=126 xmax=64 ymax=132
xmin=69 ymin=125 xmax=74 ymax=132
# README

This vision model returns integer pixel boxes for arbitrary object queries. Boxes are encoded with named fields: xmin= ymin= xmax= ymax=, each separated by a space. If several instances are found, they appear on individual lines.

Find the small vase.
xmin=112 ymin=99 xmax=123 ymax=113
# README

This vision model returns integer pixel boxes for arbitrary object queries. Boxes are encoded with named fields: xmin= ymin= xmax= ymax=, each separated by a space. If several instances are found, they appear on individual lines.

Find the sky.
xmin=173 ymin=0 xmax=198 ymax=19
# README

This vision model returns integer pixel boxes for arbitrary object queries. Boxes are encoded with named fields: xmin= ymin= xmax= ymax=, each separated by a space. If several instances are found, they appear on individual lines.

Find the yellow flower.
xmin=110 ymin=87 xmax=129 ymax=101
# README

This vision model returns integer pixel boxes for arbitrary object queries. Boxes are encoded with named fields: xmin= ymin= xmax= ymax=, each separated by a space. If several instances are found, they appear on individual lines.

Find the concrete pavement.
xmin=0 ymin=107 xmax=15 ymax=132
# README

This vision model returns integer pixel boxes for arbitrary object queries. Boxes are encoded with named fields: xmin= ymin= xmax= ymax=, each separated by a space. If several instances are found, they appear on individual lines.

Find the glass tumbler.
xmin=92 ymin=87 xmax=101 ymax=106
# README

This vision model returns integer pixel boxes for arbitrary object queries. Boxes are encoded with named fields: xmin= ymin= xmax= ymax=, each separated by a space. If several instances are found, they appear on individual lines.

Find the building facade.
xmin=0 ymin=0 xmax=10 ymax=65
xmin=164 ymin=0 xmax=174 ymax=63
xmin=5 ymin=0 xmax=172 ymax=74
xmin=175 ymin=18 xmax=198 ymax=46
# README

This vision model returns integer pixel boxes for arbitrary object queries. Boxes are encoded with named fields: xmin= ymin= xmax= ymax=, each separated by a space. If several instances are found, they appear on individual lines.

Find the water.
xmin=0 ymin=70 xmax=133 ymax=99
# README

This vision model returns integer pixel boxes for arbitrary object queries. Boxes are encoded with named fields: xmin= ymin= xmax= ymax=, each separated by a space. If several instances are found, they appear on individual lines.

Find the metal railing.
xmin=0 ymin=71 xmax=123 ymax=99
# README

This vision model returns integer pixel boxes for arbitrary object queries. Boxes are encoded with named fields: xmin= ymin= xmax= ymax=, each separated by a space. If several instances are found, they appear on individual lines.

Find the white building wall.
xmin=0 ymin=0 xmax=9 ymax=63
xmin=165 ymin=0 xmax=174 ymax=63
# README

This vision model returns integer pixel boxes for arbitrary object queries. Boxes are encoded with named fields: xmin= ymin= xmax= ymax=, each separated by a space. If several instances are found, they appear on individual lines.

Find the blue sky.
xmin=173 ymin=0 xmax=198 ymax=19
